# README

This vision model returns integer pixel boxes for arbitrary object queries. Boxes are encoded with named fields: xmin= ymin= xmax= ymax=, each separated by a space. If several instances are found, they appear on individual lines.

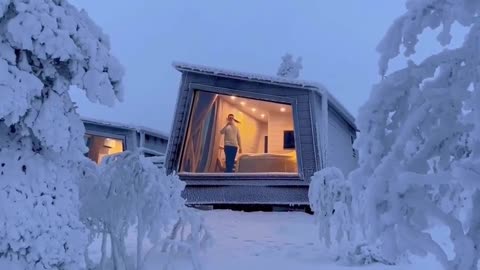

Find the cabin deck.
xmin=180 ymin=177 xmax=310 ymax=205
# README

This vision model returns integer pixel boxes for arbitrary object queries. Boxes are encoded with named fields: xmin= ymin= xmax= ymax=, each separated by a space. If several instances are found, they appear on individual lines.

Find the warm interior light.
xmin=240 ymin=101 xmax=246 ymax=106
xmin=280 ymin=107 xmax=286 ymax=112
xmin=261 ymin=114 xmax=265 ymax=118
xmin=104 ymin=138 xmax=114 ymax=148
xmin=251 ymin=108 xmax=256 ymax=112
xmin=230 ymin=96 xmax=236 ymax=100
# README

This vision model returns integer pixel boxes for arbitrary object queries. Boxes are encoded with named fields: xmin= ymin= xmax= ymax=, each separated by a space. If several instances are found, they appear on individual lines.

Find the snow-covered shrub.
xmin=308 ymin=167 xmax=395 ymax=265
xmin=0 ymin=0 xmax=123 ymax=269
xmin=276 ymin=53 xmax=302 ymax=79
xmin=80 ymin=151 xmax=210 ymax=270
xmin=308 ymin=167 xmax=354 ymax=249
xmin=152 ymin=207 xmax=212 ymax=270
xmin=334 ymin=1 xmax=480 ymax=269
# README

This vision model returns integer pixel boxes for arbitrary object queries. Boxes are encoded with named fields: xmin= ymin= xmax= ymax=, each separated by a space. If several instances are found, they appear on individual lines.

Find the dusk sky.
xmin=69 ymin=1 xmax=456 ymax=134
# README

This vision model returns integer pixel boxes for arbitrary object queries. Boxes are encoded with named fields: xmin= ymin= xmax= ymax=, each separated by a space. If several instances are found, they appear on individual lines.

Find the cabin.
xmin=165 ymin=62 xmax=358 ymax=206
xmin=82 ymin=117 xmax=169 ymax=166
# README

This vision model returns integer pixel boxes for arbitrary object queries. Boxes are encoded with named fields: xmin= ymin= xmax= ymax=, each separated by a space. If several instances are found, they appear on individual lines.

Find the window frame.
xmin=176 ymin=83 xmax=305 ymax=180
xmin=84 ymin=131 xmax=127 ymax=163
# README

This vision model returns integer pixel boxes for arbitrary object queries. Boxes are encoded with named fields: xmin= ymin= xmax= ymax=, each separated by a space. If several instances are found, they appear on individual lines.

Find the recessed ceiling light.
xmin=280 ymin=107 xmax=286 ymax=112
xmin=230 ymin=96 xmax=236 ymax=100
xmin=240 ymin=101 xmax=246 ymax=106
xmin=261 ymin=114 xmax=265 ymax=118
xmin=251 ymin=108 xmax=256 ymax=112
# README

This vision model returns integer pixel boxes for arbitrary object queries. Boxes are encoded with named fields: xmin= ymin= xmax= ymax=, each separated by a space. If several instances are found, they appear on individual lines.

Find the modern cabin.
xmin=165 ymin=62 xmax=358 ymax=206
xmin=82 ymin=117 xmax=169 ymax=166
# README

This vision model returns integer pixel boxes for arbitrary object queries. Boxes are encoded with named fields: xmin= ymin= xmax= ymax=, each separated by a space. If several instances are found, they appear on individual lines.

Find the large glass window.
xmin=85 ymin=134 xmax=124 ymax=164
xmin=179 ymin=90 xmax=298 ymax=175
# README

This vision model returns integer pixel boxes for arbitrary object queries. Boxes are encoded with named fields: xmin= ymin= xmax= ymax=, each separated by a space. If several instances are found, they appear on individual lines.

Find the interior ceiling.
xmin=219 ymin=94 xmax=292 ymax=123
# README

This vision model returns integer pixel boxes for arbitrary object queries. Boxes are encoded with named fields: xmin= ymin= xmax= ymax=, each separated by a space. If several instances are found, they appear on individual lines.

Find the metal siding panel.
xmin=299 ymin=134 xmax=314 ymax=144
xmin=296 ymin=106 xmax=310 ymax=113
xmin=301 ymin=157 xmax=316 ymax=166
xmin=190 ymin=83 xmax=297 ymax=104
xmin=291 ymin=101 xmax=306 ymax=180
xmin=296 ymin=110 xmax=310 ymax=119
xmin=301 ymin=164 xmax=316 ymax=177
xmin=184 ymin=179 xmax=309 ymax=186
xmin=298 ymin=118 xmax=311 ymax=129
xmin=298 ymin=142 xmax=315 ymax=151
xmin=171 ymin=87 xmax=195 ymax=173
xmin=191 ymin=74 xmax=310 ymax=99
xmin=189 ymin=73 xmax=215 ymax=84
xmin=298 ymin=126 xmax=313 ymax=135
xmin=165 ymin=74 xmax=192 ymax=173
xmin=296 ymin=94 xmax=310 ymax=103
xmin=83 ymin=123 xmax=132 ymax=137
xmin=327 ymin=105 xmax=359 ymax=175
xmin=180 ymin=174 xmax=302 ymax=181
xmin=309 ymin=92 xmax=322 ymax=170
xmin=183 ymin=185 xmax=309 ymax=205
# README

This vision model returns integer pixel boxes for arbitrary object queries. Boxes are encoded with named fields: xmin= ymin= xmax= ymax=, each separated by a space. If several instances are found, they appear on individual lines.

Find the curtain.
xmin=206 ymin=100 xmax=224 ymax=172
xmin=197 ymin=102 xmax=216 ymax=171
xmin=180 ymin=91 xmax=218 ymax=172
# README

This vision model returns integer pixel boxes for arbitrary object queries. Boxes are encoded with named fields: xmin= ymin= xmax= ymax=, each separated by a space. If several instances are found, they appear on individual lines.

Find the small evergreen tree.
xmin=277 ymin=53 xmax=302 ymax=79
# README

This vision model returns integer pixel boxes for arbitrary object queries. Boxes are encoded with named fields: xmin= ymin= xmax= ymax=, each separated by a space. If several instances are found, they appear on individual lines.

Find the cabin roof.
xmin=173 ymin=62 xmax=356 ymax=130
xmin=81 ymin=116 xmax=169 ymax=140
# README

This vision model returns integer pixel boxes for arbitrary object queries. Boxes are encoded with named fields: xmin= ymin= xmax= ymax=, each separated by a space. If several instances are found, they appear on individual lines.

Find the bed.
xmin=235 ymin=151 xmax=297 ymax=173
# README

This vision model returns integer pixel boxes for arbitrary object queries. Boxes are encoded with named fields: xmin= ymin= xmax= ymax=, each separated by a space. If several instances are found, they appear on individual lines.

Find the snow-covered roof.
xmin=173 ymin=62 xmax=356 ymax=130
xmin=81 ymin=116 xmax=169 ymax=140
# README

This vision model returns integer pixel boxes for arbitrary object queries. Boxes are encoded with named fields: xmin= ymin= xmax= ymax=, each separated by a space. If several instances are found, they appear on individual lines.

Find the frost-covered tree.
xmin=276 ymin=53 xmax=302 ymax=79
xmin=343 ymin=1 xmax=480 ymax=269
xmin=308 ymin=167 xmax=354 ymax=250
xmin=0 ymin=0 xmax=124 ymax=269
xmin=80 ymin=151 xmax=211 ymax=270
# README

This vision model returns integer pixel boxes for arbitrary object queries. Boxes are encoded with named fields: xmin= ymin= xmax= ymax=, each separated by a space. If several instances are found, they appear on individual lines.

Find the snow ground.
xmin=90 ymin=209 xmax=445 ymax=270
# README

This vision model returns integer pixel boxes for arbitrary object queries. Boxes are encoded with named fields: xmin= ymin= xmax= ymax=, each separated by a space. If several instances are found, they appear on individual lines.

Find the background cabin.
xmin=165 ymin=62 xmax=358 ymax=206
xmin=82 ymin=117 xmax=169 ymax=167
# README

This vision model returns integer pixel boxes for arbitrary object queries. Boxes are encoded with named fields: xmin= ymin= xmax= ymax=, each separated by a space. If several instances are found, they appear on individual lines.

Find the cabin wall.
xmin=309 ymin=92 xmax=324 ymax=170
xmin=84 ymin=122 xmax=168 ymax=160
xmin=143 ymin=133 xmax=168 ymax=153
xmin=309 ymin=93 xmax=358 ymax=176
xmin=327 ymin=107 xmax=358 ymax=176
xmin=165 ymin=72 xmax=318 ymax=181
xmin=268 ymin=111 xmax=294 ymax=154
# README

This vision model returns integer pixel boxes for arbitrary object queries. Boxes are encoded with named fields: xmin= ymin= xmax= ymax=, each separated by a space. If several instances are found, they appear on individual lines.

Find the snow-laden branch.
xmin=0 ymin=1 xmax=124 ymax=269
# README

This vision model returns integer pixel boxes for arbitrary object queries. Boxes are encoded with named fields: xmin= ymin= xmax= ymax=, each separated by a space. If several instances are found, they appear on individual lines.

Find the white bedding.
xmin=236 ymin=152 xmax=297 ymax=173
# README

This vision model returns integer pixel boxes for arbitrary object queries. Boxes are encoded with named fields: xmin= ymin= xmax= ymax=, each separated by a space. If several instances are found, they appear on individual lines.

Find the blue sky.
xmin=69 ymin=1 xmax=451 ymax=134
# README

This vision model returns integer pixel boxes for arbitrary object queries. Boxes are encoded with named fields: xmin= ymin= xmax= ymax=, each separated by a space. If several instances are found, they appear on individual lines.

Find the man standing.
xmin=220 ymin=113 xmax=242 ymax=173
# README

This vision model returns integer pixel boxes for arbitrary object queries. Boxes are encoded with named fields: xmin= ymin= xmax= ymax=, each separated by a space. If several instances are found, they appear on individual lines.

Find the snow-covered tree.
xmin=0 ymin=0 xmax=124 ymax=269
xmin=340 ymin=1 xmax=480 ymax=269
xmin=308 ymin=167 xmax=354 ymax=250
xmin=80 ymin=151 xmax=211 ymax=270
xmin=276 ymin=53 xmax=302 ymax=79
